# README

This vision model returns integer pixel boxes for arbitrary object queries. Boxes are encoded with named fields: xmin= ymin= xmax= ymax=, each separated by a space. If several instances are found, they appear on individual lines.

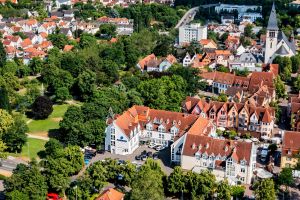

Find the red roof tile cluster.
xmin=282 ymin=131 xmax=300 ymax=157
xmin=96 ymin=188 xmax=124 ymax=200
xmin=182 ymin=134 xmax=252 ymax=164
xmin=183 ymin=96 xmax=275 ymax=123
xmin=113 ymin=105 xmax=211 ymax=138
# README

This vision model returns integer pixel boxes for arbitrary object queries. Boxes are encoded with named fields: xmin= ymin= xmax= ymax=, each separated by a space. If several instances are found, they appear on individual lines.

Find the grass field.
xmin=27 ymin=104 xmax=69 ymax=134
xmin=10 ymin=138 xmax=47 ymax=159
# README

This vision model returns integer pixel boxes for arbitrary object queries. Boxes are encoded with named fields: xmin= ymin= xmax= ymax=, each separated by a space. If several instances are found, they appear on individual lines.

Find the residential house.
xmin=288 ymin=94 xmax=300 ymax=132
xmin=215 ymin=50 xmax=234 ymax=66
xmin=225 ymin=36 xmax=240 ymax=51
xmin=221 ymin=15 xmax=234 ymax=25
xmin=136 ymin=54 xmax=177 ymax=72
xmin=59 ymin=28 xmax=73 ymax=38
xmin=96 ymin=16 xmax=134 ymax=35
xmin=105 ymin=105 xmax=216 ymax=155
xmin=228 ymin=52 xmax=263 ymax=72
xmin=173 ymin=134 xmax=257 ymax=184
xmin=38 ymin=22 xmax=56 ymax=34
xmin=200 ymin=39 xmax=217 ymax=49
xmin=236 ymin=45 xmax=246 ymax=56
xmin=281 ymin=131 xmax=300 ymax=168
xmin=200 ymin=71 xmax=235 ymax=94
xmin=289 ymin=0 xmax=300 ymax=8
xmin=238 ymin=12 xmax=262 ymax=23
xmin=182 ymin=96 xmax=275 ymax=137
xmin=215 ymin=4 xmax=261 ymax=14
xmin=96 ymin=188 xmax=124 ymax=200
xmin=182 ymin=52 xmax=211 ymax=69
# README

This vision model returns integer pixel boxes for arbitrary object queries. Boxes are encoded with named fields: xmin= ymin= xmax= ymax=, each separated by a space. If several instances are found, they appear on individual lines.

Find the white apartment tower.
xmin=178 ymin=23 xmax=207 ymax=45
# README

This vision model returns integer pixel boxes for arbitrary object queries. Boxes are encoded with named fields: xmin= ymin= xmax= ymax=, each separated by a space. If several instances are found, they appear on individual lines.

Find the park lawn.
xmin=10 ymin=138 xmax=47 ymax=159
xmin=27 ymin=104 xmax=69 ymax=134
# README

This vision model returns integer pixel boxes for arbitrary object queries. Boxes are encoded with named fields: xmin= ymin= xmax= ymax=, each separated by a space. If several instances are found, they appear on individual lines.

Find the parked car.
xmin=155 ymin=145 xmax=164 ymax=151
xmin=153 ymin=153 xmax=159 ymax=159
xmin=141 ymin=155 xmax=147 ymax=161
xmin=141 ymin=150 xmax=147 ymax=155
xmin=148 ymin=142 xmax=156 ymax=148
xmin=84 ymin=158 xmax=91 ymax=165
xmin=147 ymin=151 xmax=153 ymax=157
xmin=97 ymin=149 xmax=105 ymax=154
xmin=118 ymin=160 xmax=126 ymax=165
xmin=135 ymin=155 xmax=142 ymax=160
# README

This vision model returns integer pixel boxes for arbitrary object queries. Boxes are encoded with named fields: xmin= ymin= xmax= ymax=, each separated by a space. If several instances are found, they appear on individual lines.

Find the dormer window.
xmin=171 ymin=126 xmax=177 ymax=134
xmin=240 ymin=160 xmax=247 ymax=166
xmin=146 ymin=123 xmax=152 ymax=131
xmin=288 ymin=150 xmax=292 ymax=155
xmin=158 ymin=125 xmax=165 ymax=133
xmin=195 ymin=152 xmax=201 ymax=160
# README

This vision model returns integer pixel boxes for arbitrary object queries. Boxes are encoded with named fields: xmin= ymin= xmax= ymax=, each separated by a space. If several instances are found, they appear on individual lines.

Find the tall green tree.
xmin=274 ymin=75 xmax=286 ymax=98
xmin=254 ymin=179 xmax=276 ymax=200
xmin=278 ymin=167 xmax=294 ymax=192
xmin=4 ymin=162 xmax=48 ymax=200
xmin=2 ymin=115 xmax=28 ymax=153
xmin=167 ymin=166 xmax=186 ymax=196
xmin=0 ymin=41 xmax=6 ymax=67
xmin=216 ymin=180 xmax=231 ymax=200
xmin=130 ymin=159 xmax=165 ymax=200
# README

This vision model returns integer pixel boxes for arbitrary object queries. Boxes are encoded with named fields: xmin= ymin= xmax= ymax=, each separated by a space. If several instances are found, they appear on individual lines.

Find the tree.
xmin=254 ymin=179 xmax=276 ymax=200
xmin=268 ymin=143 xmax=278 ymax=155
xmin=278 ymin=167 xmax=294 ymax=191
xmin=0 ymin=140 xmax=7 ymax=159
xmin=48 ymin=34 xmax=69 ymax=49
xmin=273 ymin=56 xmax=292 ymax=81
xmin=76 ymin=69 xmax=96 ymax=101
xmin=216 ymin=180 xmax=231 ymax=200
xmin=0 ymin=109 xmax=14 ymax=137
xmin=291 ymin=55 xmax=300 ymax=73
xmin=293 ymin=74 xmax=300 ymax=92
xmin=31 ymin=96 xmax=53 ymax=119
xmin=167 ymin=166 xmax=186 ymax=196
xmin=231 ymin=185 xmax=245 ymax=200
xmin=274 ymin=76 xmax=286 ymax=98
xmin=0 ymin=42 xmax=6 ymax=67
xmin=55 ymin=87 xmax=71 ymax=102
xmin=79 ymin=33 xmax=97 ymax=49
xmin=218 ymin=93 xmax=228 ymax=102
xmin=44 ymin=139 xmax=64 ymax=159
xmin=0 ymin=87 xmax=11 ymax=111
xmin=28 ymin=57 xmax=43 ymax=75
xmin=2 ymin=115 xmax=28 ymax=153
xmin=96 ymin=24 xmax=117 ymax=39
xmin=244 ymin=24 xmax=254 ymax=38
xmin=4 ymin=162 xmax=48 ymax=200
xmin=130 ymin=159 xmax=165 ymax=200
xmin=87 ymin=162 xmax=107 ymax=190
xmin=216 ymin=65 xmax=230 ymax=73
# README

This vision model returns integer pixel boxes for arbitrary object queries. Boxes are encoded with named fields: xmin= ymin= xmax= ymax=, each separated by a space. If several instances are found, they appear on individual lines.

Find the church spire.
xmin=267 ymin=2 xmax=279 ymax=31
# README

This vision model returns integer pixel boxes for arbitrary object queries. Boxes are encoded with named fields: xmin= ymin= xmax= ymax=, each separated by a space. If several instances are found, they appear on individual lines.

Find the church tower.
xmin=264 ymin=3 xmax=279 ymax=64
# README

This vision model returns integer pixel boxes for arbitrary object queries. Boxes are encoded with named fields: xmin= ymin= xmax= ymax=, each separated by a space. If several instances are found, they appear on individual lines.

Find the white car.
xmin=155 ymin=145 xmax=164 ymax=151
xmin=148 ymin=143 xmax=156 ymax=148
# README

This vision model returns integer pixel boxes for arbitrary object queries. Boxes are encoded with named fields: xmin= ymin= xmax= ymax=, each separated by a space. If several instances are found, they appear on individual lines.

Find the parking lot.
xmin=90 ymin=144 xmax=174 ymax=175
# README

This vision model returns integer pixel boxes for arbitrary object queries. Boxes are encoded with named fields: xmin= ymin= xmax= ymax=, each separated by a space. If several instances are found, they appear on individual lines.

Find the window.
xmin=195 ymin=154 xmax=200 ymax=160
xmin=111 ymin=135 xmax=115 ymax=140
xmin=269 ymin=31 xmax=275 ymax=38
xmin=241 ymin=168 xmax=245 ymax=173
xmin=147 ymin=132 xmax=152 ymax=138
xmin=111 ymin=141 xmax=115 ymax=146
xmin=202 ymin=162 xmax=207 ymax=167
xmin=286 ymin=157 xmax=292 ymax=161
xmin=111 ymin=128 xmax=115 ymax=135
xmin=240 ymin=177 xmax=245 ymax=182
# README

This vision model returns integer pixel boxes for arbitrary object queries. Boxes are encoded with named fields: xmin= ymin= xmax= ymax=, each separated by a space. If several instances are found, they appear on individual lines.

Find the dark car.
xmin=85 ymin=151 xmax=96 ymax=157
xmin=153 ymin=153 xmax=159 ymax=160
xmin=135 ymin=155 xmax=142 ymax=160
xmin=147 ymin=151 xmax=153 ymax=157
xmin=141 ymin=150 xmax=147 ymax=155
xmin=97 ymin=149 xmax=105 ymax=154
xmin=141 ymin=155 xmax=147 ymax=161
xmin=118 ymin=160 xmax=126 ymax=165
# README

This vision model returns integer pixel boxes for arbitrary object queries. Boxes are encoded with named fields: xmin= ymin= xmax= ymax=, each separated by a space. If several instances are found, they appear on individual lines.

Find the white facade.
xmin=215 ymin=4 xmax=261 ymax=14
xmin=238 ymin=12 xmax=262 ymax=23
xmin=179 ymin=23 xmax=207 ymax=45
xmin=105 ymin=122 xmax=140 ymax=155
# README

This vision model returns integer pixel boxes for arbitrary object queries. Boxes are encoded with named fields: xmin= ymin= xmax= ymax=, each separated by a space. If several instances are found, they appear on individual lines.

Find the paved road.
xmin=26 ymin=133 xmax=49 ymax=141
xmin=0 ymin=156 xmax=27 ymax=175
xmin=175 ymin=4 xmax=220 ymax=29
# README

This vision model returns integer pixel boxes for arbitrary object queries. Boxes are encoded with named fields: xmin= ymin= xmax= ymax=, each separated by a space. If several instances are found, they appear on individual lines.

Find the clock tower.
xmin=264 ymin=3 xmax=279 ymax=64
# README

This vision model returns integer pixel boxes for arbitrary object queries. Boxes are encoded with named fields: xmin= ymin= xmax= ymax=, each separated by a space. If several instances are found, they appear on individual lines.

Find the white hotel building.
xmin=105 ymin=105 xmax=257 ymax=185
xmin=178 ymin=23 xmax=207 ymax=46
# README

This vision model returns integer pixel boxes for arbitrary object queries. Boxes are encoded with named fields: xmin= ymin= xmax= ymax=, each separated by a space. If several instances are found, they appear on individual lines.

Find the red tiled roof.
xmin=96 ymin=188 xmax=124 ymax=200
xmin=282 ymin=131 xmax=300 ymax=156
xmin=63 ymin=45 xmax=74 ymax=52
xmin=182 ymin=134 xmax=252 ymax=164
xmin=114 ymin=105 xmax=208 ymax=138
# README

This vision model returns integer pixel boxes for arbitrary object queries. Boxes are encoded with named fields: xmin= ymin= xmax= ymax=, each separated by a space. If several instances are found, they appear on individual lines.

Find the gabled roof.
xmin=96 ymin=188 xmax=124 ymax=200
xmin=267 ymin=3 xmax=279 ymax=31
xmin=282 ymin=131 xmax=300 ymax=156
